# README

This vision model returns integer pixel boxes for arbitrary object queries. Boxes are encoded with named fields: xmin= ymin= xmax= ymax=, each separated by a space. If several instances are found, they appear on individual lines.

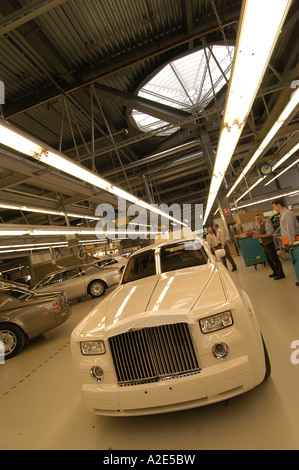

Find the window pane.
xmin=123 ymin=251 xmax=156 ymax=283
xmin=46 ymin=273 xmax=61 ymax=285
xmin=132 ymin=46 xmax=234 ymax=135
xmin=3 ymin=289 xmax=30 ymax=301
xmin=62 ymin=269 xmax=80 ymax=281
xmin=160 ymin=240 xmax=208 ymax=273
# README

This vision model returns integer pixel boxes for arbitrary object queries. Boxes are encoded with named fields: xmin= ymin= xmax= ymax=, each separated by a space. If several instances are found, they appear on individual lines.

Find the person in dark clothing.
xmin=253 ymin=214 xmax=285 ymax=280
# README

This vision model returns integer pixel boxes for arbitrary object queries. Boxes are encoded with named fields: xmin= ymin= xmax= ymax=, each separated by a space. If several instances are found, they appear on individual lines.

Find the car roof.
xmin=41 ymin=262 xmax=114 ymax=278
xmin=130 ymin=236 xmax=207 ymax=256
xmin=44 ymin=263 xmax=95 ymax=274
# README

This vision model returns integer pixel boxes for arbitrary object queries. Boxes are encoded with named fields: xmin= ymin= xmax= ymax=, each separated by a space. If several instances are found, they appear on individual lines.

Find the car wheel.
xmin=0 ymin=323 xmax=26 ymax=359
xmin=88 ymin=280 xmax=106 ymax=298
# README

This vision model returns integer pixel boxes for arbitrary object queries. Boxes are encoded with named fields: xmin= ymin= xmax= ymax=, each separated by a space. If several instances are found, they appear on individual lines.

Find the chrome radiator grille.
xmin=109 ymin=322 xmax=200 ymax=386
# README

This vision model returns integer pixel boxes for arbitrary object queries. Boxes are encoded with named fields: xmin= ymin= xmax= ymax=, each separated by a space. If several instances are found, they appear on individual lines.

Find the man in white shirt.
xmin=213 ymin=224 xmax=237 ymax=271
xmin=206 ymin=227 xmax=218 ymax=253
xmin=272 ymin=198 xmax=299 ymax=246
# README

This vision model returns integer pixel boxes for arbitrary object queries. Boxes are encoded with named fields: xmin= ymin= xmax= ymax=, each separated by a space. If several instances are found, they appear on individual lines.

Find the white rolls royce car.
xmin=71 ymin=237 xmax=270 ymax=416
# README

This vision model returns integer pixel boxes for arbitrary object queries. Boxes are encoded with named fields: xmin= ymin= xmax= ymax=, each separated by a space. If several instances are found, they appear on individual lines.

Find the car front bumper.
xmin=78 ymin=338 xmax=266 ymax=416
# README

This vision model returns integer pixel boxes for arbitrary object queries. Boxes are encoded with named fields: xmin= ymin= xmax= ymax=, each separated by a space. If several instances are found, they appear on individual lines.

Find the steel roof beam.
xmin=0 ymin=0 xmax=69 ymax=36
xmin=95 ymin=84 xmax=193 ymax=129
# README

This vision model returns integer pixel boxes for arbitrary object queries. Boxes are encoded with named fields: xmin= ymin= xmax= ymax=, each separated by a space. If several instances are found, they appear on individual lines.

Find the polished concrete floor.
xmin=1 ymin=254 xmax=299 ymax=450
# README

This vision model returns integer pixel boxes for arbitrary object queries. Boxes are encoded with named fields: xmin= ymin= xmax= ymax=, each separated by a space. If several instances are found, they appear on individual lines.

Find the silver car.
xmin=92 ymin=255 xmax=128 ymax=272
xmin=0 ymin=280 xmax=71 ymax=359
xmin=33 ymin=264 xmax=119 ymax=300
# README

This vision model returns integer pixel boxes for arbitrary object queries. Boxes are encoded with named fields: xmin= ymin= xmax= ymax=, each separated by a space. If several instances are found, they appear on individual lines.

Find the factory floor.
xmin=1 ymin=254 xmax=299 ymax=451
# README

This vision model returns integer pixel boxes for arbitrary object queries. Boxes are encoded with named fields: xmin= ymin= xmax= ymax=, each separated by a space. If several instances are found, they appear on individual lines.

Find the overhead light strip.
xmin=0 ymin=239 xmax=109 ymax=253
xmin=231 ymin=189 xmax=299 ymax=210
xmin=0 ymin=203 xmax=102 ymax=220
xmin=0 ymin=240 xmax=105 ymax=250
xmin=203 ymin=0 xmax=292 ymax=224
xmin=0 ymin=122 xmax=186 ymax=227
xmin=0 ymin=228 xmax=162 ymax=237
xmin=233 ymin=141 xmax=299 ymax=202
xmin=0 ymin=245 xmax=68 ymax=254
xmin=265 ymin=158 xmax=299 ymax=186
xmin=226 ymin=89 xmax=299 ymax=199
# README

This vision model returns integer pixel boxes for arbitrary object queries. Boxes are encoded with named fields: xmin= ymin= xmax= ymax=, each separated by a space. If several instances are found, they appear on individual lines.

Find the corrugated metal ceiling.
xmin=0 ymin=0 xmax=298 ymax=230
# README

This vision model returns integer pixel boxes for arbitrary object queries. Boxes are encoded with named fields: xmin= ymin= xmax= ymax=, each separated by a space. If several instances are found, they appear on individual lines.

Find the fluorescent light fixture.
xmin=227 ymin=87 xmax=299 ymax=198
xmin=232 ymin=189 xmax=299 ymax=210
xmin=30 ymin=230 xmax=79 ymax=235
xmin=267 ymin=141 xmax=299 ymax=176
xmin=234 ymin=141 xmax=299 ymax=201
xmin=0 ymin=239 xmax=106 ymax=253
xmin=0 ymin=124 xmax=43 ymax=156
xmin=0 ymin=227 xmax=162 ymax=237
xmin=0 ymin=231 xmax=29 ymax=236
xmin=0 ymin=241 xmax=68 ymax=249
xmin=204 ymin=125 xmax=241 ymax=221
xmin=235 ymin=177 xmax=265 ymax=203
xmin=0 ymin=245 xmax=67 ymax=254
xmin=204 ymin=0 xmax=292 ymax=224
xmin=0 ymin=120 xmax=185 ymax=227
xmin=265 ymin=158 xmax=299 ymax=186
xmin=0 ymin=203 xmax=102 ymax=220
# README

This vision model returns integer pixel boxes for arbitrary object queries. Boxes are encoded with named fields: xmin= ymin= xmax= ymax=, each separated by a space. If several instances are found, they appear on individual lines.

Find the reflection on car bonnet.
xmin=104 ymin=308 xmax=195 ymax=339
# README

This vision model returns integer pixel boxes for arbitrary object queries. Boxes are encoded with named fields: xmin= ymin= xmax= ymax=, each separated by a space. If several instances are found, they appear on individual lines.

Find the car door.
xmin=60 ymin=268 xmax=85 ymax=299
xmin=35 ymin=273 xmax=63 ymax=294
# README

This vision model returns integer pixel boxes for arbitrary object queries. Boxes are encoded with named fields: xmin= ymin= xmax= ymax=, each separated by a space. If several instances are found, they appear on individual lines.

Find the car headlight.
xmin=199 ymin=311 xmax=233 ymax=334
xmin=80 ymin=340 xmax=106 ymax=355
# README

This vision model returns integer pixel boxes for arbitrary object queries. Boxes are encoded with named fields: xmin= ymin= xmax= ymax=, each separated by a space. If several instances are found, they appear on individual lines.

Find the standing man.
xmin=272 ymin=198 xmax=299 ymax=246
xmin=253 ymin=214 xmax=285 ymax=280
xmin=206 ymin=227 xmax=219 ymax=253
xmin=213 ymin=224 xmax=237 ymax=271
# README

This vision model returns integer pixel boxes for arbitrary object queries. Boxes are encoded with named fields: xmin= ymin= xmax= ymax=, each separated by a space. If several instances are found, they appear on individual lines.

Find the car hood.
xmin=76 ymin=263 xmax=227 ymax=339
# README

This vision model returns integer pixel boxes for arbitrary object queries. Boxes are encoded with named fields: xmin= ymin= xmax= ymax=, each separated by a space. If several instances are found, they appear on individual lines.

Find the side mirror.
xmin=215 ymin=249 xmax=226 ymax=261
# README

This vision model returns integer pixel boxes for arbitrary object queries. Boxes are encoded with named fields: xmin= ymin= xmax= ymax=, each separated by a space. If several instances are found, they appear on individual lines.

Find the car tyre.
xmin=88 ymin=280 xmax=106 ymax=298
xmin=0 ymin=323 xmax=26 ymax=359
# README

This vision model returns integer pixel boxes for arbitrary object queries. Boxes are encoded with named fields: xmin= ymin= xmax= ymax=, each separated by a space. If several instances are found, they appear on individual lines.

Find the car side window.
xmin=40 ymin=273 xmax=61 ymax=286
xmin=122 ymin=251 xmax=156 ymax=283
xmin=62 ymin=269 xmax=81 ymax=281
xmin=49 ymin=273 xmax=62 ymax=284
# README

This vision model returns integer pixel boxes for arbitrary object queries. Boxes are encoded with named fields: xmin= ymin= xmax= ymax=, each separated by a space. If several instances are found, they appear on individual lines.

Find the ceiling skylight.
xmin=132 ymin=45 xmax=234 ymax=135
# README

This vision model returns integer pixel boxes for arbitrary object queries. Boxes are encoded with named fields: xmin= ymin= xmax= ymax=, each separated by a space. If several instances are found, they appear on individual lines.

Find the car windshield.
xmin=37 ymin=273 xmax=61 ymax=287
xmin=122 ymin=250 xmax=156 ymax=284
xmin=160 ymin=239 xmax=208 ymax=273
xmin=1 ymin=288 xmax=33 ymax=301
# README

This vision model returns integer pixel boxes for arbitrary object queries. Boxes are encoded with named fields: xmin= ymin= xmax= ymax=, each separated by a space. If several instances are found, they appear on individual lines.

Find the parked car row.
xmin=0 ymin=258 xmax=124 ymax=359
